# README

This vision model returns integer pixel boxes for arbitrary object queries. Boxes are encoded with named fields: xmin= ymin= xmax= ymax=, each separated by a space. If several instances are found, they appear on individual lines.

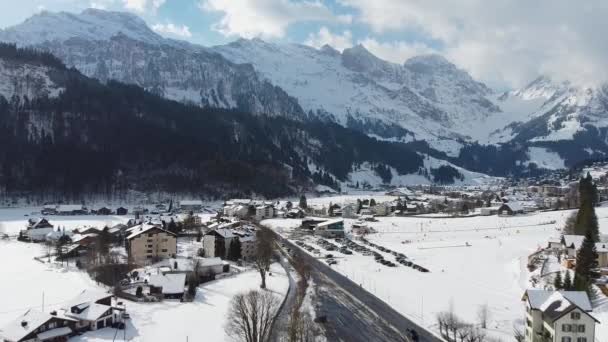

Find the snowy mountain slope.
xmin=345 ymin=155 xmax=499 ymax=188
xmin=213 ymin=39 xmax=507 ymax=150
xmin=0 ymin=9 xmax=165 ymax=46
xmin=0 ymin=9 xmax=305 ymax=119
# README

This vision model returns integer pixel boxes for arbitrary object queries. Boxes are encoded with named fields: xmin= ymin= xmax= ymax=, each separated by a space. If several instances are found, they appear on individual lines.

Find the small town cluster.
xmin=4 ymin=166 xmax=608 ymax=341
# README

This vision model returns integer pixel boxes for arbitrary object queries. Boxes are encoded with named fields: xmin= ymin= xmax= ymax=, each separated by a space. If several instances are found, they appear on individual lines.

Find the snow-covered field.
xmin=0 ymin=209 xmax=289 ymax=342
xmin=264 ymin=207 xmax=608 ymax=341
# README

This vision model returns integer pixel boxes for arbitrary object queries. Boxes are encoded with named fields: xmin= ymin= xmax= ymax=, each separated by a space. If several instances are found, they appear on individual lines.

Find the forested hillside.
xmin=0 ymin=43 xmax=424 ymax=200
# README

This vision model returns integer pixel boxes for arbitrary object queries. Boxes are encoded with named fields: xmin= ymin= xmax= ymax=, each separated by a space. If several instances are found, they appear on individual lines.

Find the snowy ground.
xmin=264 ymin=208 xmax=608 ymax=341
xmin=0 ymin=210 xmax=289 ymax=342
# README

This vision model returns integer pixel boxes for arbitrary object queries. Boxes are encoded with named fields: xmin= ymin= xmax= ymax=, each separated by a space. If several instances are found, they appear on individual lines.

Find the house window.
xmin=48 ymin=322 xmax=56 ymax=329
xmin=561 ymin=337 xmax=571 ymax=342
xmin=577 ymin=325 xmax=585 ymax=333
xmin=148 ymin=233 xmax=154 ymax=237
xmin=147 ymin=244 xmax=153 ymax=248
xmin=146 ymin=249 xmax=153 ymax=253
xmin=562 ymin=324 xmax=572 ymax=332
xmin=571 ymin=312 xmax=581 ymax=320
xmin=577 ymin=338 xmax=587 ymax=342
xmin=147 ymin=239 xmax=153 ymax=243
xmin=162 ymin=249 xmax=168 ymax=252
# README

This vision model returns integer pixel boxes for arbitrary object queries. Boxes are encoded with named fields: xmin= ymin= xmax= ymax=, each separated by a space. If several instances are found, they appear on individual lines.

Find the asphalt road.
xmin=276 ymin=235 xmax=445 ymax=342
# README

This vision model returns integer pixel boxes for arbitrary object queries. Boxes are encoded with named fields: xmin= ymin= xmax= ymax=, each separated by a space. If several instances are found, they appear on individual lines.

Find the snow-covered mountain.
xmin=0 ymin=9 xmax=305 ymax=119
xmin=3 ymin=8 xmax=608 ymax=173
xmin=213 ymin=39 xmax=506 ymax=155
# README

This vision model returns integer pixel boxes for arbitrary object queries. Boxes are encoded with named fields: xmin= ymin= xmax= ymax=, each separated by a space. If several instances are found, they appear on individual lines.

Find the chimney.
xmin=21 ymin=320 xmax=28 ymax=327
xmin=50 ymin=310 xmax=57 ymax=316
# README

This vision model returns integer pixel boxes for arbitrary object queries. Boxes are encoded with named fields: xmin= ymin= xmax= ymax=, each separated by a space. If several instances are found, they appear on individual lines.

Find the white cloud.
xmin=122 ymin=0 xmax=165 ymax=13
xmin=341 ymin=0 xmax=608 ymax=88
xmin=201 ymin=0 xmax=350 ymax=39
xmin=359 ymin=38 xmax=437 ymax=64
xmin=305 ymin=27 xmax=353 ymax=51
xmin=152 ymin=22 xmax=192 ymax=38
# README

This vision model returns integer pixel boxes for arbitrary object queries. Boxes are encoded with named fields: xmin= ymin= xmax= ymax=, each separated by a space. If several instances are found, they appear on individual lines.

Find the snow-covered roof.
xmin=562 ymin=235 xmax=585 ymax=250
xmin=0 ymin=310 xmax=54 ymax=342
xmin=501 ymin=202 xmax=523 ymax=211
xmin=596 ymin=242 xmax=608 ymax=253
xmin=126 ymin=224 xmax=174 ymax=240
xmin=56 ymin=204 xmax=84 ymax=211
xmin=198 ymin=257 xmax=223 ymax=267
xmin=208 ymin=228 xmax=235 ymax=238
xmin=524 ymin=289 xmax=593 ymax=314
xmin=180 ymin=200 xmax=203 ymax=206
xmin=149 ymin=273 xmax=186 ymax=295
xmin=64 ymin=303 xmax=111 ymax=321
xmin=316 ymin=219 xmax=344 ymax=228
xmin=63 ymin=289 xmax=112 ymax=309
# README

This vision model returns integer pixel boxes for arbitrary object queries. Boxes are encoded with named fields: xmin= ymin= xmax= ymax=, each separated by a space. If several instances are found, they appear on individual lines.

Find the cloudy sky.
xmin=0 ymin=0 xmax=606 ymax=89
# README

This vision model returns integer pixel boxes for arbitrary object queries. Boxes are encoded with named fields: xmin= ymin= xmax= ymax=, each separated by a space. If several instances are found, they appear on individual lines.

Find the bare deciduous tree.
xmin=513 ymin=324 xmax=525 ymax=342
xmin=225 ymin=290 xmax=280 ymax=342
xmin=477 ymin=303 xmax=490 ymax=329
xmin=286 ymin=308 xmax=315 ymax=342
xmin=255 ymin=228 xmax=275 ymax=289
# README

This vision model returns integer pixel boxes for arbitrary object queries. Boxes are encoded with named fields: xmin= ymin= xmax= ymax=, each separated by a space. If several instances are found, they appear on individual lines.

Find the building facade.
xmin=126 ymin=225 xmax=177 ymax=263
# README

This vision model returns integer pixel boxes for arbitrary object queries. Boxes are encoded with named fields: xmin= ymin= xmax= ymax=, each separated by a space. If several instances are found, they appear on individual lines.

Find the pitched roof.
xmin=562 ymin=235 xmax=585 ymax=250
xmin=148 ymin=273 xmax=186 ymax=295
xmin=316 ymin=219 xmax=344 ymax=228
xmin=64 ymin=303 xmax=112 ymax=321
xmin=126 ymin=224 xmax=175 ymax=240
xmin=0 ymin=310 xmax=54 ymax=342
xmin=523 ymin=289 xmax=598 ymax=323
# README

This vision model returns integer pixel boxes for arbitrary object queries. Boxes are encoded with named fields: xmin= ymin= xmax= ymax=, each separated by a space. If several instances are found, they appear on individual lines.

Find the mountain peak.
xmin=341 ymin=44 xmax=388 ymax=73
xmin=404 ymin=54 xmax=454 ymax=69
xmin=0 ymin=8 xmax=163 ymax=46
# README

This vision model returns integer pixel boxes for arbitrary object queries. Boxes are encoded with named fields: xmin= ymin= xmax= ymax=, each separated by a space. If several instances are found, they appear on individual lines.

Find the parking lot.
xmin=290 ymin=235 xmax=429 ymax=272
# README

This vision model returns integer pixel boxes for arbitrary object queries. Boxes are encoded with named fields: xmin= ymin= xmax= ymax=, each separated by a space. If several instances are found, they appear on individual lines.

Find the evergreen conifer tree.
xmin=574 ymin=229 xmax=600 ymax=291
xmin=299 ymin=195 xmax=307 ymax=209
xmin=574 ymin=173 xmax=600 ymax=241
xmin=553 ymin=271 xmax=563 ymax=290
xmin=563 ymin=270 xmax=573 ymax=290
xmin=228 ymin=238 xmax=242 ymax=261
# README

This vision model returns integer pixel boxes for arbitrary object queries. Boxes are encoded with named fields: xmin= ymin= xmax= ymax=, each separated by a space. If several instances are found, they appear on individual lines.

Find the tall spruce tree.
xmin=574 ymin=173 xmax=600 ymax=241
xmin=563 ymin=270 xmax=573 ymax=290
xmin=228 ymin=238 xmax=242 ymax=261
xmin=299 ymin=195 xmax=307 ymax=209
xmin=553 ymin=271 xmax=563 ymax=290
xmin=574 ymin=229 xmax=600 ymax=292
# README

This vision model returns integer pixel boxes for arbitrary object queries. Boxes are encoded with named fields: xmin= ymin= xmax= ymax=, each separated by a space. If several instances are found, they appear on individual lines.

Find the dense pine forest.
xmin=0 ymin=43 xmax=425 ymax=200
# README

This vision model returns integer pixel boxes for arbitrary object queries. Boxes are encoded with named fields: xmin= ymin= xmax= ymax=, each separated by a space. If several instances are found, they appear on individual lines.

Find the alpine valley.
xmin=0 ymin=8 xmax=606 ymax=199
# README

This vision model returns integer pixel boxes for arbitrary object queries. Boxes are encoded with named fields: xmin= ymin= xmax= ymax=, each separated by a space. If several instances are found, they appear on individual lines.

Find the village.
xmin=2 ymin=163 xmax=608 ymax=341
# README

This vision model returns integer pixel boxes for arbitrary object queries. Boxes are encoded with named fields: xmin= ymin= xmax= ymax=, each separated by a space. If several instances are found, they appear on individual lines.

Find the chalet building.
xmin=314 ymin=219 xmax=345 ymax=238
xmin=56 ymin=205 xmax=87 ymax=215
xmin=224 ymin=204 xmax=250 ymax=219
xmin=498 ymin=202 xmax=525 ymax=216
xmin=0 ymin=309 xmax=75 ymax=342
xmin=41 ymin=205 xmax=57 ymax=216
xmin=522 ymin=289 xmax=598 ymax=342
xmin=126 ymin=224 xmax=177 ymax=263
xmin=179 ymin=200 xmax=203 ymax=213
xmin=561 ymin=235 xmax=608 ymax=268
xmin=116 ymin=207 xmax=128 ymax=215
xmin=61 ymin=290 xmax=117 ymax=332
xmin=22 ymin=218 xmax=54 ymax=242
xmin=341 ymin=204 xmax=357 ymax=219
xmin=255 ymin=205 xmax=274 ymax=221
xmin=148 ymin=273 xmax=186 ymax=299
xmin=94 ymin=207 xmax=113 ymax=215
xmin=203 ymin=229 xmax=234 ymax=258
